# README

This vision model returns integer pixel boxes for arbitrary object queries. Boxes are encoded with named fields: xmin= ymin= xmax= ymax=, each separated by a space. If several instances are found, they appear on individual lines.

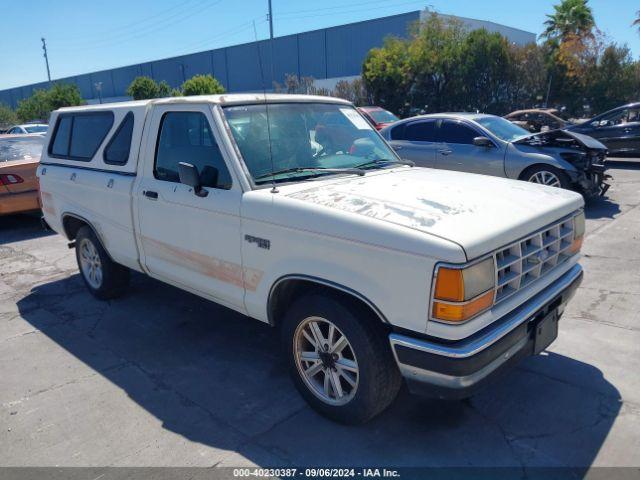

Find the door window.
xmin=439 ymin=120 xmax=478 ymax=144
xmin=154 ymin=111 xmax=232 ymax=190
xmin=626 ymin=109 xmax=640 ymax=124
xmin=403 ymin=121 xmax=437 ymax=142
xmin=595 ymin=109 xmax=628 ymax=127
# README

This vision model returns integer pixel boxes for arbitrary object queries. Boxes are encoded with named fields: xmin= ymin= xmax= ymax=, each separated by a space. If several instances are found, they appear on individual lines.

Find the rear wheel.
xmin=522 ymin=165 xmax=571 ymax=189
xmin=282 ymin=292 xmax=401 ymax=424
xmin=75 ymin=226 xmax=129 ymax=300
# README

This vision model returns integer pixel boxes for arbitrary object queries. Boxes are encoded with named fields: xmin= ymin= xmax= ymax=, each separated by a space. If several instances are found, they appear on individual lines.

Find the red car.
xmin=357 ymin=106 xmax=399 ymax=130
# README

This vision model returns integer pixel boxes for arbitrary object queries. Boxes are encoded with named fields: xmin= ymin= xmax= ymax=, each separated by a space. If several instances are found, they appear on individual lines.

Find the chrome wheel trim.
xmin=79 ymin=238 xmax=103 ymax=289
xmin=529 ymin=170 xmax=561 ymax=188
xmin=293 ymin=316 xmax=359 ymax=406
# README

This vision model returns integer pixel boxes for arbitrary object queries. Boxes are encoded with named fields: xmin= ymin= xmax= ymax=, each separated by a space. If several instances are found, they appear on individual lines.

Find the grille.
xmin=494 ymin=215 xmax=576 ymax=304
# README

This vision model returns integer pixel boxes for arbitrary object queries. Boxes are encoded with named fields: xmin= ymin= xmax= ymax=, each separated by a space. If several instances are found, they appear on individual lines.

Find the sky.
xmin=0 ymin=0 xmax=638 ymax=91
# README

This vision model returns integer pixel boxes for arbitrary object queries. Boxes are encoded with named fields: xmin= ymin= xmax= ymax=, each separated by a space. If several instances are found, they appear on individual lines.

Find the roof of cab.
xmin=55 ymin=94 xmax=352 ymax=113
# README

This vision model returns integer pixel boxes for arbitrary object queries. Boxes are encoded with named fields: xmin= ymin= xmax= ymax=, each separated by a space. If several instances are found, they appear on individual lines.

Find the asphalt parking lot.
xmin=1 ymin=161 xmax=639 ymax=470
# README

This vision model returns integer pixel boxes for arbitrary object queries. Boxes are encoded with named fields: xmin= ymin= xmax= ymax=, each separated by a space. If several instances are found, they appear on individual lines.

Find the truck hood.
xmin=286 ymin=167 xmax=584 ymax=260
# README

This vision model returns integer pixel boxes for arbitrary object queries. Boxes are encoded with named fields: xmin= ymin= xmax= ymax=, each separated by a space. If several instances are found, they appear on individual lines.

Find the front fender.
xmin=505 ymin=144 xmax=579 ymax=180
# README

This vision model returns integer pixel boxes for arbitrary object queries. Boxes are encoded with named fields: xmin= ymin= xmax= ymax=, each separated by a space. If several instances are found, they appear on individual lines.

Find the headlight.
xmin=432 ymin=257 xmax=495 ymax=323
xmin=560 ymin=152 xmax=588 ymax=166
xmin=569 ymin=211 xmax=585 ymax=254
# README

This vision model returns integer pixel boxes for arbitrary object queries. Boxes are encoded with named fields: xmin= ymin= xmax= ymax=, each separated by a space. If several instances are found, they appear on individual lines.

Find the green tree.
xmin=47 ymin=83 xmax=84 ymax=111
xmin=362 ymin=36 xmax=412 ymax=115
xmin=509 ymin=43 xmax=548 ymax=109
xmin=587 ymin=45 xmax=638 ymax=113
xmin=541 ymin=0 xmax=595 ymax=42
xmin=126 ymin=76 xmax=160 ymax=100
xmin=333 ymin=78 xmax=370 ymax=105
xmin=157 ymin=80 xmax=172 ymax=98
xmin=457 ymin=29 xmax=514 ymax=113
xmin=0 ymin=103 xmax=18 ymax=129
xmin=180 ymin=74 xmax=225 ymax=96
xmin=16 ymin=83 xmax=84 ymax=122
xmin=408 ymin=14 xmax=467 ymax=112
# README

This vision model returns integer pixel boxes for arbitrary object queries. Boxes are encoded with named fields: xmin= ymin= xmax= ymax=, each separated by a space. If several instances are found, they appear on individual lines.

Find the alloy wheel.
xmin=79 ymin=238 xmax=103 ymax=289
xmin=293 ymin=316 xmax=359 ymax=406
xmin=529 ymin=170 xmax=561 ymax=188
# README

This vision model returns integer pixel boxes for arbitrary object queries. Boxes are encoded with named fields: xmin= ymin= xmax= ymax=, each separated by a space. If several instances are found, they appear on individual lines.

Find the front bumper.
xmin=389 ymin=264 xmax=583 ymax=400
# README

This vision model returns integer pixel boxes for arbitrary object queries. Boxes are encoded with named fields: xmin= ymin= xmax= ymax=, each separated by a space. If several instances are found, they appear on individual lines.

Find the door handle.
xmin=392 ymin=145 xmax=403 ymax=151
xmin=143 ymin=190 xmax=158 ymax=200
xmin=439 ymin=149 xmax=453 ymax=156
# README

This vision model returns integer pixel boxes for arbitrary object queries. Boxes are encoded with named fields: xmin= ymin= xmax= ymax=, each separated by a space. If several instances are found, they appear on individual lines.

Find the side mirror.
xmin=178 ymin=162 xmax=208 ymax=198
xmin=473 ymin=136 xmax=493 ymax=148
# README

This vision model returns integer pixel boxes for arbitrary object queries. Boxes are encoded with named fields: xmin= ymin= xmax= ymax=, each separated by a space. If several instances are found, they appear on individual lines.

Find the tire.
xmin=521 ymin=165 xmax=571 ymax=190
xmin=281 ymin=291 xmax=402 ymax=424
xmin=75 ymin=225 xmax=129 ymax=300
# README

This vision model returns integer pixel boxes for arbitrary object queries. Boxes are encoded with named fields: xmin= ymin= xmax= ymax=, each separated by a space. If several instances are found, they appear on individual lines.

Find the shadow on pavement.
xmin=0 ymin=213 xmax=54 ymax=245
xmin=584 ymin=196 xmax=621 ymax=219
xmin=17 ymin=274 xmax=622 ymax=469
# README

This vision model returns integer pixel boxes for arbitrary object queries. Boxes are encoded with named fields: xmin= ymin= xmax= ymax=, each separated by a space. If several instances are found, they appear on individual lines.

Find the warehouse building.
xmin=0 ymin=10 xmax=536 ymax=107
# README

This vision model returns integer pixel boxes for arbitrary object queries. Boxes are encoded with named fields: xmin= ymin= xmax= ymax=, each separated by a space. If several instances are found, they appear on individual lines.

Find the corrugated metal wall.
xmin=1 ymin=11 xmax=536 ymax=108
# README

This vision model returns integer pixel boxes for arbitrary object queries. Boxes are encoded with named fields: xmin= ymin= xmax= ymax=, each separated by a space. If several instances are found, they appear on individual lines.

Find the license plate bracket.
xmin=534 ymin=309 xmax=559 ymax=354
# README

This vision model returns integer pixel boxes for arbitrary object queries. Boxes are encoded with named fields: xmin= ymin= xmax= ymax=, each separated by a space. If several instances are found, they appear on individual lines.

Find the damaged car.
xmin=381 ymin=113 xmax=610 ymax=197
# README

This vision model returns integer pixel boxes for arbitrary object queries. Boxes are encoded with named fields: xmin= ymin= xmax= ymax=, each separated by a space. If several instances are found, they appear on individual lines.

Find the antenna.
xmin=252 ymin=20 xmax=278 ymax=194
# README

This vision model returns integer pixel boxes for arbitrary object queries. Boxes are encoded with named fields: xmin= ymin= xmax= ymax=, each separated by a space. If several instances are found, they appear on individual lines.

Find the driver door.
xmin=134 ymin=104 xmax=245 ymax=310
xmin=435 ymin=120 xmax=504 ymax=177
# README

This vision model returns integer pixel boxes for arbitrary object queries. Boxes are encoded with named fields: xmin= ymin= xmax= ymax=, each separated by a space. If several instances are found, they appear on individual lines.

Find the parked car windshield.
xmin=223 ymin=103 xmax=398 ymax=184
xmin=367 ymin=109 xmax=399 ymax=124
xmin=0 ymin=136 xmax=44 ymax=162
xmin=24 ymin=125 xmax=48 ymax=134
xmin=476 ymin=116 xmax=531 ymax=142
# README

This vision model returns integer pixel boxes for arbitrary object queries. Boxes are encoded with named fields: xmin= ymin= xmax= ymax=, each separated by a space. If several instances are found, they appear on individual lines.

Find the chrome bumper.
xmin=389 ymin=263 xmax=583 ymax=399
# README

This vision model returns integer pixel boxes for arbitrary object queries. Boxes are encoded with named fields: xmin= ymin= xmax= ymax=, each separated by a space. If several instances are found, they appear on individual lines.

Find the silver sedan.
xmin=380 ymin=113 xmax=609 ymax=196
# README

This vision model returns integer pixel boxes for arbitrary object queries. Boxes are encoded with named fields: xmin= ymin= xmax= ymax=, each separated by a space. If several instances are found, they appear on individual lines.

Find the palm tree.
xmin=541 ymin=0 xmax=595 ymax=41
xmin=633 ymin=10 xmax=640 ymax=32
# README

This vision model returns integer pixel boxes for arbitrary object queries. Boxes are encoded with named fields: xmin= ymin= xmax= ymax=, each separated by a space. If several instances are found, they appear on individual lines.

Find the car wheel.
xmin=522 ymin=165 xmax=571 ymax=189
xmin=75 ymin=226 xmax=130 ymax=300
xmin=282 ymin=291 xmax=401 ymax=424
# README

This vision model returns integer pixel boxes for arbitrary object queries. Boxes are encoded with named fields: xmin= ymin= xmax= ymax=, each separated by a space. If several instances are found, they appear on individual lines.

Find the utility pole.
xmin=41 ymin=37 xmax=51 ymax=84
xmin=94 ymin=82 xmax=103 ymax=104
xmin=267 ymin=0 xmax=275 ymax=90
xmin=268 ymin=0 xmax=274 ymax=40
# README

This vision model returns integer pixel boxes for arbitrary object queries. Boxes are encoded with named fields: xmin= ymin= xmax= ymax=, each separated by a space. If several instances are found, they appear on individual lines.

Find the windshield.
xmin=24 ymin=125 xmax=48 ymax=134
xmin=223 ymin=103 xmax=399 ymax=184
xmin=476 ymin=116 xmax=530 ymax=142
xmin=367 ymin=109 xmax=399 ymax=124
xmin=0 ymin=136 xmax=44 ymax=162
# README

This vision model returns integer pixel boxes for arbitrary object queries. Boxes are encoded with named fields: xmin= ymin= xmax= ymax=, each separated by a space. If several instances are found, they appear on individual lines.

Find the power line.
xmin=54 ymin=0 xmax=221 ymax=51
xmin=161 ymin=18 xmax=265 ymax=58
xmin=51 ymin=0 xmax=200 ymax=43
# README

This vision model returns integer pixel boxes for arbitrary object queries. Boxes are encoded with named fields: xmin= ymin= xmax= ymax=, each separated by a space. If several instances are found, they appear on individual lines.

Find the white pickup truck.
xmin=38 ymin=94 xmax=585 ymax=424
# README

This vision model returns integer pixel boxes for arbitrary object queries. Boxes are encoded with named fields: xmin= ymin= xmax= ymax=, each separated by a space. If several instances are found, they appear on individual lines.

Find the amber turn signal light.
xmin=432 ymin=290 xmax=494 ymax=323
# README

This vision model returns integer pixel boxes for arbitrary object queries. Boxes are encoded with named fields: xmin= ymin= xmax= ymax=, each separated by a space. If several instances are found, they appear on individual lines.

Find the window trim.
xmin=48 ymin=111 xmax=114 ymax=162
xmin=153 ymin=110 xmax=233 ymax=190
xmin=103 ymin=111 xmax=134 ymax=166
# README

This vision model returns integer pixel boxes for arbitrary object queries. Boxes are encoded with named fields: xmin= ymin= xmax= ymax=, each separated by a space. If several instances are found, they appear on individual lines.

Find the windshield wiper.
xmin=254 ymin=166 xmax=365 ymax=181
xmin=353 ymin=158 xmax=414 ymax=169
